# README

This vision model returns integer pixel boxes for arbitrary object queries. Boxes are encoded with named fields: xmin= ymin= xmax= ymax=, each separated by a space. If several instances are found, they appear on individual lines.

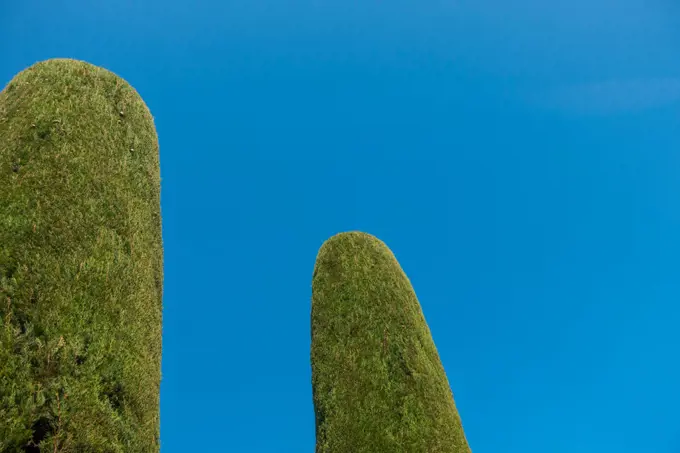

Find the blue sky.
xmin=3 ymin=1 xmax=680 ymax=452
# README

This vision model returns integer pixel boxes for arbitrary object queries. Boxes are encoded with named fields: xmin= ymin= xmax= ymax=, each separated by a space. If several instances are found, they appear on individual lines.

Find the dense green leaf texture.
xmin=311 ymin=232 xmax=471 ymax=453
xmin=0 ymin=59 xmax=163 ymax=452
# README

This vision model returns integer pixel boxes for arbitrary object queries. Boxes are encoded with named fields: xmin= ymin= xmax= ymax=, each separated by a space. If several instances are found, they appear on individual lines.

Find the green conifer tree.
xmin=311 ymin=232 xmax=471 ymax=453
xmin=0 ymin=59 xmax=163 ymax=452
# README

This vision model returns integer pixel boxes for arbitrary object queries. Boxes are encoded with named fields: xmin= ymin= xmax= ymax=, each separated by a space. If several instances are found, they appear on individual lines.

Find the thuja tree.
xmin=0 ymin=59 xmax=163 ymax=452
xmin=311 ymin=232 xmax=471 ymax=453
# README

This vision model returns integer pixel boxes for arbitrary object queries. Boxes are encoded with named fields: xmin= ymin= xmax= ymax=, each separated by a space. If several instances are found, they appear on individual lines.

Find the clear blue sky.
xmin=3 ymin=1 xmax=680 ymax=452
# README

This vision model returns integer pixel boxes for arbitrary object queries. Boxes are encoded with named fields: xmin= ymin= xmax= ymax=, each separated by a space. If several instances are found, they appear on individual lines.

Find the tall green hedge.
xmin=311 ymin=232 xmax=470 ymax=453
xmin=0 ymin=59 xmax=163 ymax=452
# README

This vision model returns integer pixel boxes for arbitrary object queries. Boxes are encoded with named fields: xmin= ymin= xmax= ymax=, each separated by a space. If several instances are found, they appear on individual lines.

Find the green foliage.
xmin=1 ymin=58 xmax=470 ymax=453
xmin=311 ymin=232 xmax=471 ymax=453
xmin=0 ymin=59 xmax=163 ymax=452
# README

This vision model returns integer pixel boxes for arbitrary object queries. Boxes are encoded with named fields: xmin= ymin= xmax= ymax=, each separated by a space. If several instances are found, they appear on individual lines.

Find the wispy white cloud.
xmin=533 ymin=78 xmax=680 ymax=115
